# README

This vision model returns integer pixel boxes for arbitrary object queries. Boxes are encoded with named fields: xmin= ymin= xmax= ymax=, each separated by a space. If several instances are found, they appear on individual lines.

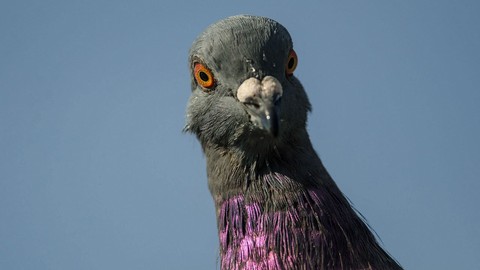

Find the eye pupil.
xmin=199 ymin=71 xmax=209 ymax=81
xmin=288 ymin=57 xmax=295 ymax=69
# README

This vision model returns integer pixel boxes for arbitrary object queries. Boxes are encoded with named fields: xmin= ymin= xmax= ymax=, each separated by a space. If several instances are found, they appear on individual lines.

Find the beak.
xmin=236 ymin=76 xmax=283 ymax=137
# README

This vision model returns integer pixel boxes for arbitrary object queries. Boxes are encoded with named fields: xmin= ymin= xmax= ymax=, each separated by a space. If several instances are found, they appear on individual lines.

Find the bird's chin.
xmin=238 ymin=125 xmax=282 ymax=152
xmin=252 ymin=129 xmax=277 ymax=142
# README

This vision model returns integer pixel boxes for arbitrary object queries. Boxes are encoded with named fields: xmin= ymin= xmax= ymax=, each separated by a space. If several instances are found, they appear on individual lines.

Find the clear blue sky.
xmin=1 ymin=1 xmax=479 ymax=269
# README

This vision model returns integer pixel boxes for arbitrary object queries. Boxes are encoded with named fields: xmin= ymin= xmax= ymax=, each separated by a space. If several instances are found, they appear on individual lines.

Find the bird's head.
xmin=185 ymin=15 xmax=311 ymax=153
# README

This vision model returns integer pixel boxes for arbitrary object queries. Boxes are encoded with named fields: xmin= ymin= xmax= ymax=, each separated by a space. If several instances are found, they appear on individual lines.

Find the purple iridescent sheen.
xmin=216 ymin=173 xmax=385 ymax=269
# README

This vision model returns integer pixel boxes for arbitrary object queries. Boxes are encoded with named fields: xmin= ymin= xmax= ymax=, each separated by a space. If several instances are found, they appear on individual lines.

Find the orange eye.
xmin=285 ymin=49 xmax=298 ymax=76
xmin=194 ymin=63 xmax=215 ymax=89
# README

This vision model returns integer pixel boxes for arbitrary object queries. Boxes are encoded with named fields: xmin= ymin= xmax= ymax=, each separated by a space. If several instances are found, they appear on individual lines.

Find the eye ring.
xmin=194 ymin=63 xmax=215 ymax=89
xmin=285 ymin=49 xmax=298 ymax=76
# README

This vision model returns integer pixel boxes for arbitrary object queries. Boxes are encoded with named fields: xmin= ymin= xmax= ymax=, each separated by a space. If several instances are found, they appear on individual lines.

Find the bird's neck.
xmin=202 ymin=133 xmax=401 ymax=269
xmin=210 ymin=158 xmax=335 ymax=269
xmin=203 ymin=132 xmax=336 ymax=267
xmin=203 ymin=130 xmax=325 ymax=204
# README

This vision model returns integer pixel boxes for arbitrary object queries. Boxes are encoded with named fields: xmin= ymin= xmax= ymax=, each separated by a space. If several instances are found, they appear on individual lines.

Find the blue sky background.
xmin=1 ymin=1 xmax=479 ymax=269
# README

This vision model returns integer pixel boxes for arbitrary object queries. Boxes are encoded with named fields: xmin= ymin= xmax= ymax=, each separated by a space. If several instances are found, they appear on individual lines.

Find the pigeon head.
xmin=185 ymin=15 xmax=311 ymax=153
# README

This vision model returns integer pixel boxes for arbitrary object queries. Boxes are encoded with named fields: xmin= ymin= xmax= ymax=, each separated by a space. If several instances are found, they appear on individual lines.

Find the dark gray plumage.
xmin=185 ymin=15 xmax=402 ymax=270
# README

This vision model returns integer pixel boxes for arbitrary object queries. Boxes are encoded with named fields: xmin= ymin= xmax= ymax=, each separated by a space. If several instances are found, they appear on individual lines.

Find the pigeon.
xmin=185 ymin=15 xmax=402 ymax=270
